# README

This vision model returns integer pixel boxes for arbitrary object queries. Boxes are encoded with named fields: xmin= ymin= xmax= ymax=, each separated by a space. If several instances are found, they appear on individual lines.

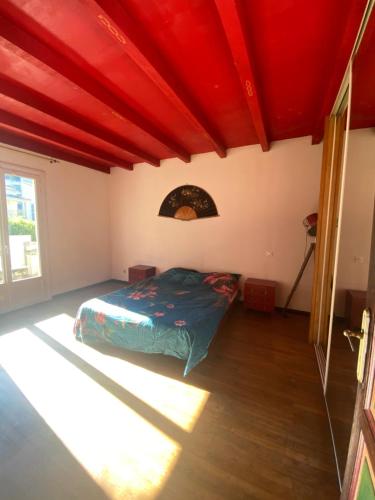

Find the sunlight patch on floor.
xmin=35 ymin=313 xmax=210 ymax=432
xmin=0 ymin=328 xmax=181 ymax=499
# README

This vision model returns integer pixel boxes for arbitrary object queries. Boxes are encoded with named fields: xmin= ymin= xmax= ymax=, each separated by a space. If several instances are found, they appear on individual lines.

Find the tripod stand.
xmin=283 ymin=241 xmax=316 ymax=315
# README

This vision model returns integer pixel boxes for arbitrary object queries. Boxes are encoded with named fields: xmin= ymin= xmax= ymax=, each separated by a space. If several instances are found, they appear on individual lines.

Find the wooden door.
xmin=342 ymin=203 xmax=375 ymax=498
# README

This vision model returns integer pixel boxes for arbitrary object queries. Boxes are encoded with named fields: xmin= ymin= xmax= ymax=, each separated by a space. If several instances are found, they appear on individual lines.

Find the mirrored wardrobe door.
xmin=325 ymin=6 xmax=375 ymax=487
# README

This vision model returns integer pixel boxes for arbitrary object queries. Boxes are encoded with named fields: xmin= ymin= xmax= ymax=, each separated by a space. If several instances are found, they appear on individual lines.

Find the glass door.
xmin=0 ymin=204 xmax=6 ymax=311
xmin=0 ymin=165 xmax=50 ymax=313
xmin=0 ymin=228 xmax=3 ymax=284
xmin=5 ymin=174 xmax=41 ymax=281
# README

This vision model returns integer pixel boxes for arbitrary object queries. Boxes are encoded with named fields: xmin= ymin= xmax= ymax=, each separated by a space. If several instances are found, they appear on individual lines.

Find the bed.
xmin=73 ymin=267 xmax=240 ymax=375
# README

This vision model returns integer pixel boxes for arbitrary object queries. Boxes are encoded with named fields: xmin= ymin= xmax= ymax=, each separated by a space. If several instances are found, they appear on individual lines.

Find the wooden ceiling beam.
xmin=0 ymin=5 xmax=190 ymax=162
xmin=0 ymin=109 xmax=133 ymax=170
xmin=215 ymin=0 xmax=270 ymax=152
xmin=0 ymin=128 xmax=111 ymax=173
xmin=92 ymin=0 xmax=227 ymax=158
xmin=0 ymin=76 xmax=159 ymax=167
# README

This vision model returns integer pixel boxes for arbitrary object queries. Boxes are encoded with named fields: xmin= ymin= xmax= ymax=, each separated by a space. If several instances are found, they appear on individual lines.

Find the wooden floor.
xmin=0 ymin=281 xmax=339 ymax=499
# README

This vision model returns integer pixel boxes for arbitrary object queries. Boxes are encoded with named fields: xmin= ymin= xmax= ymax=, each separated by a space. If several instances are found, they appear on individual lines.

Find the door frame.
xmin=0 ymin=161 xmax=51 ymax=312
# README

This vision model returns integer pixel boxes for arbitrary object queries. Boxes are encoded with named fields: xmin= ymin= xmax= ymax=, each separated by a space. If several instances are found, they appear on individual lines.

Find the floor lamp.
xmin=283 ymin=213 xmax=318 ymax=314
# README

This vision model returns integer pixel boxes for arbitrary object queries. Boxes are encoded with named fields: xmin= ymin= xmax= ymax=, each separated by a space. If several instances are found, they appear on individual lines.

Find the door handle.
xmin=343 ymin=329 xmax=362 ymax=352
xmin=343 ymin=309 xmax=370 ymax=383
xmin=344 ymin=330 xmax=364 ymax=340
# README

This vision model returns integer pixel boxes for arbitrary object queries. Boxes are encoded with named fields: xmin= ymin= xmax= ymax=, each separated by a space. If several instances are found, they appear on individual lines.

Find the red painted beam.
xmin=0 ymin=109 xmax=133 ymax=170
xmin=0 ymin=76 xmax=159 ymax=167
xmin=0 ymin=128 xmax=110 ymax=173
xmin=92 ymin=0 xmax=226 ymax=158
xmin=311 ymin=0 xmax=367 ymax=143
xmin=215 ymin=0 xmax=269 ymax=152
xmin=0 ymin=4 xmax=190 ymax=162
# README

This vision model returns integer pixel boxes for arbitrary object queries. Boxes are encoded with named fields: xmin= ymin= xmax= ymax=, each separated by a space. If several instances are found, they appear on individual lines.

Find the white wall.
xmin=0 ymin=145 xmax=112 ymax=296
xmin=1 ymin=130 xmax=371 ymax=314
xmin=110 ymin=137 xmax=323 ymax=311
xmin=335 ymin=128 xmax=375 ymax=315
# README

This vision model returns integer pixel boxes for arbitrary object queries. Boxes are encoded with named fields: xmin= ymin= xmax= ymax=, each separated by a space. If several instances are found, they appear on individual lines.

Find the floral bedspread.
xmin=74 ymin=268 xmax=240 ymax=375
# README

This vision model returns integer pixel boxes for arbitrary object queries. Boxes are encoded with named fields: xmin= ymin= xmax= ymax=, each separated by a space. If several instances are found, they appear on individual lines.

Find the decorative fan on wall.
xmin=158 ymin=185 xmax=218 ymax=221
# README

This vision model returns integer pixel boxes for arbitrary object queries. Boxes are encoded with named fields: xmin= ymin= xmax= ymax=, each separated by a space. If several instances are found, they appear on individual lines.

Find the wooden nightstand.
xmin=128 ymin=265 xmax=156 ymax=283
xmin=244 ymin=278 xmax=277 ymax=312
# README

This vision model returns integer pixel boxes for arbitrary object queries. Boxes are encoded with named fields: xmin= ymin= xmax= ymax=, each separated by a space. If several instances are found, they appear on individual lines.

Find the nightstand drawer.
xmin=245 ymin=297 xmax=275 ymax=313
xmin=244 ymin=286 xmax=269 ymax=298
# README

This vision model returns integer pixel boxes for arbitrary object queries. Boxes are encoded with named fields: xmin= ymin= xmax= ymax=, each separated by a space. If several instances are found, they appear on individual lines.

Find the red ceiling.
xmin=351 ymin=7 xmax=375 ymax=130
xmin=0 ymin=0 xmax=371 ymax=173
